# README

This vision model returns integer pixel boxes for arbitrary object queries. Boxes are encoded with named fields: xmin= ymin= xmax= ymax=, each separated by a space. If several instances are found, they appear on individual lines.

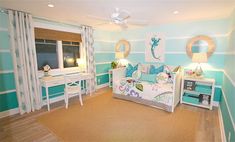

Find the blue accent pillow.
xmin=140 ymin=73 xmax=157 ymax=83
xmin=149 ymin=65 xmax=164 ymax=74
xmin=126 ymin=64 xmax=138 ymax=77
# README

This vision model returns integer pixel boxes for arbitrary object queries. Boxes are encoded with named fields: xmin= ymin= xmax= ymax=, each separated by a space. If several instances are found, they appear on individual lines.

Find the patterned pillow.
xmin=126 ymin=64 xmax=138 ymax=77
xmin=149 ymin=65 xmax=164 ymax=74
xmin=156 ymin=72 xmax=169 ymax=84
xmin=132 ymin=70 xmax=142 ymax=80
xmin=138 ymin=64 xmax=149 ymax=73
xmin=140 ymin=73 xmax=157 ymax=83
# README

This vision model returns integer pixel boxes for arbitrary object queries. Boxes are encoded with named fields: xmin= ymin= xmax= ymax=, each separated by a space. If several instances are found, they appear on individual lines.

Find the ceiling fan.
xmin=88 ymin=8 xmax=147 ymax=29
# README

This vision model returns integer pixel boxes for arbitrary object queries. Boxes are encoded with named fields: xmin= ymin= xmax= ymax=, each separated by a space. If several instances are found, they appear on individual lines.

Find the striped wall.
xmin=220 ymin=9 xmax=235 ymax=142
xmin=0 ymin=11 xmax=18 ymax=115
xmin=94 ymin=30 xmax=116 ymax=87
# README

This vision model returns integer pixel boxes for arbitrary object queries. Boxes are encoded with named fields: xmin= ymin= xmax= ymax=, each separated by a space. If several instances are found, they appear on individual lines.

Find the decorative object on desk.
xmin=184 ymin=80 xmax=195 ymax=91
xmin=192 ymin=53 xmax=208 ymax=77
xmin=145 ymin=33 xmax=165 ymax=62
xmin=111 ymin=61 xmax=118 ymax=69
xmin=43 ymin=64 xmax=51 ymax=77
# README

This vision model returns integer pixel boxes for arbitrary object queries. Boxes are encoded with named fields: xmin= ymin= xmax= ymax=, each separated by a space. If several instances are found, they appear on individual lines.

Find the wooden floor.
xmin=0 ymin=87 xmax=221 ymax=142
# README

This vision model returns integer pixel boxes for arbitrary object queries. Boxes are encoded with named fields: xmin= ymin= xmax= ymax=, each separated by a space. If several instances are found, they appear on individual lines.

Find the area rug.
xmin=37 ymin=89 xmax=200 ymax=142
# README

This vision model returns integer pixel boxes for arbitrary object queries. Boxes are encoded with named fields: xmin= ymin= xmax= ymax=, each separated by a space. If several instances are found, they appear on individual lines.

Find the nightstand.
xmin=180 ymin=76 xmax=215 ymax=110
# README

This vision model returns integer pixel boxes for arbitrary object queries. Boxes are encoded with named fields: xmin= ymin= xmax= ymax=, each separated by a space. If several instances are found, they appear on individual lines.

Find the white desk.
xmin=39 ymin=73 xmax=93 ymax=111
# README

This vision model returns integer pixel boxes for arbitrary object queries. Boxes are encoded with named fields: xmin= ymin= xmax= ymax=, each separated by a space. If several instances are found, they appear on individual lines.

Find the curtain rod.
xmin=0 ymin=7 xmax=31 ymax=15
xmin=0 ymin=8 xmax=8 ymax=14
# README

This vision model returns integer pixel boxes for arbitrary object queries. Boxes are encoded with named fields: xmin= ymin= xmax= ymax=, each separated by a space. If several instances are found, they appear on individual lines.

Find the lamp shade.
xmin=115 ymin=52 xmax=124 ymax=59
xmin=192 ymin=53 xmax=208 ymax=63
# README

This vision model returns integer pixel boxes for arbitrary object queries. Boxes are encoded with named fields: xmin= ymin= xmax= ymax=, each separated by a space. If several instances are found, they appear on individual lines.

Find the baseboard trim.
xmin=213 ymin=101 xmax=219 ymax=107
xmin=221 ymin=89 xmax=235 ymax=131
xmin=96 ymin=83 xmax=109 ymax=90
xmin=0 ymin=108 xmax=19 ymax=119
xmin=219 ymin=105 xmax=227 ymax=142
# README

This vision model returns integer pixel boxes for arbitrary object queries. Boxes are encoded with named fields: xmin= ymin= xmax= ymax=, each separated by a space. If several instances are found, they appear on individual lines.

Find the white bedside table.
xmin=180 ymin=76 xmax=215 ymax=110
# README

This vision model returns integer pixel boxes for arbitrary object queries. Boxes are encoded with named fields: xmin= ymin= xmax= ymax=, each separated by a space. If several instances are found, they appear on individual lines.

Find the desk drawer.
xmin=46 ymin=81 xmax=64 ymax=87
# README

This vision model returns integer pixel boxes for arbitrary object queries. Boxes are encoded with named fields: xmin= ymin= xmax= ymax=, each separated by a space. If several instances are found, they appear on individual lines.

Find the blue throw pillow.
xmin=140 ymin=73 xmax=157 ymax=83
xmin=149 ymin=65 xmax=164 ymax=74
xmin=126 ymin=64 xmax=138 ymax=77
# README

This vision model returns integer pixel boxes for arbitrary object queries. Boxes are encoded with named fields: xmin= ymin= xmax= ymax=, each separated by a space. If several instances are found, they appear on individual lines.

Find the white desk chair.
xmin=64 ymin=74 xmax=83 ymax=109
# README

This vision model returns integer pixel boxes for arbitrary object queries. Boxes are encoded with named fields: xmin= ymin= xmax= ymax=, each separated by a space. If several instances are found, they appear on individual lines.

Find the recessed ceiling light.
xmin=173 ymin=11 xmax=179 ymax=14
xmin=48 ymin=3 xmax=54 ymax=8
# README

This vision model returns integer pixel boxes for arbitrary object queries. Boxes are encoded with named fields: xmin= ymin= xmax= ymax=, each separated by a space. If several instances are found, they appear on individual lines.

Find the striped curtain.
xmin=81 ymin=26 xmax=96 ymax=92
xmin=8 ymin=10 xmax=41 ymax=114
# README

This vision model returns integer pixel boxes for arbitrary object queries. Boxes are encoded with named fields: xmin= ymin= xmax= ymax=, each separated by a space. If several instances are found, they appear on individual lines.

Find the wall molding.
xmin=0 ymin=27 xmax=8 ymax=31
xmin=0 ymin=108 xmax=19 ymax=119
xmin=0 ymin=49 xmax=10 ymax=53
xmin=96 ymin=73 xmax=108 ymax=76
xmin=95 ymin=62 xmax=111 ymax=65
xmin=94 ymin=33 xmax=228 ymax=43
xmin=0 ymin=70 xmax=14 ymax=74
xmin=95 ymin=51 xmax=115 ymax=53
xmin=221 ymin=89 xmax=235 ymax=132
xmin=219 ymin=105 xmax=227 ymax=142
xmin=96 ymin=83 xmax=109 ymax=90
xmin=224 ymin=70 xmax=235 ymax=87
xmin=94 ymin=51 xmax=234 ymax=55
xmin=0 ymin=89 xmax=16 ymax=95
xmin=213 ymin=101 xmax=219 ymax=107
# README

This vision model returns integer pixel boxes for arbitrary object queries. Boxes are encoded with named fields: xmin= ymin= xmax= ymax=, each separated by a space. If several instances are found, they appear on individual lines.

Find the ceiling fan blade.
xmin=120 ymin=23 xmax=128 ymax=29
xmin=87 ymin=15 xmax=110 ymax=22
xmin=128 ymin=19 xmax=148 ymax=26
xmin=118 ymin=10 xmax=130 ymax=20
xmin=94 ymin=22 xmax=110 ymax=26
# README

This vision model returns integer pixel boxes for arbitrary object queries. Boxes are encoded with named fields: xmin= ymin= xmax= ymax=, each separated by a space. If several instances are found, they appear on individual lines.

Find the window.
xmin=35 ymin=39 xmax=58 ymax=70
xmin=34 ymin=27 xmax=82 ymax=71
xmin=62 ymin=41 xmax=80 ymax=68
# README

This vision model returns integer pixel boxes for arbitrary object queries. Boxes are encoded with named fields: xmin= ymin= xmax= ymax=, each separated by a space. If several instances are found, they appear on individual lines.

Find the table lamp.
xmin=115 ymin=52 xmax=125 ymax=67
xmin=192 ymin=53 xmax=208 ymax=77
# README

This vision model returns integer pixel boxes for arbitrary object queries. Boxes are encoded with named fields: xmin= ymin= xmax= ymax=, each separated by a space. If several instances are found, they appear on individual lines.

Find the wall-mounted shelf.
xmin=180 ymin=76 xmax=215 ymax=110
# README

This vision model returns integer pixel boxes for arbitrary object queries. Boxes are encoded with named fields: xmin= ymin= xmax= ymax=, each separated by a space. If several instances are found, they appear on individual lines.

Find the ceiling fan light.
xmin=48 ymin=3 xmax=54 ymax=8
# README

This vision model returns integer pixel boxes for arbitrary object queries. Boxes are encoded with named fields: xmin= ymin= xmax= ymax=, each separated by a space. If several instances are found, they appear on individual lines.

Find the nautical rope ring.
xmin=115 ymin=39 xmax=131 ymax=58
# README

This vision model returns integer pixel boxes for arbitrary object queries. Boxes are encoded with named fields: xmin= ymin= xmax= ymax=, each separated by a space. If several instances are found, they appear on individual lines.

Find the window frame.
xmin=34 ymin=20 xmax=83 ymax=77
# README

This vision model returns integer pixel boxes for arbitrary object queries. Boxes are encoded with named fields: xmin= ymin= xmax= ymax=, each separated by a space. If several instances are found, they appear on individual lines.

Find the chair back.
xmin=64 ymin=73 xmax=81 ymax=88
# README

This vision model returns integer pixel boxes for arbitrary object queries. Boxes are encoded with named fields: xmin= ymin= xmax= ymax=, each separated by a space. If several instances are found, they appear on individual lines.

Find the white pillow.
xmin=132 ymin=70 xmax=142 ymax=80
xmin=156 ymin=72 xmax=169 ymax=84
xmin=138 ymin=64 xmax=149 ymax=73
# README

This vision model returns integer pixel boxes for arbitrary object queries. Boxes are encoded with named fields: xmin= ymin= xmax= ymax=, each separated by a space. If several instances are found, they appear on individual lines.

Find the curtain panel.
xmin=8 ymin=10 xmax=41 ymax=114
xmin=81 ymin=26 xmax=96 ymax=92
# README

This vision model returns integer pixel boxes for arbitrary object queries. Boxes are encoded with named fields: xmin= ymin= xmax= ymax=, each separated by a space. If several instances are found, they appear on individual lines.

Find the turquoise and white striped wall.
xmin=220 ymin=9 xmax=235 ymax=142
xmin=0 ymin=11 xmax=18 ymax=114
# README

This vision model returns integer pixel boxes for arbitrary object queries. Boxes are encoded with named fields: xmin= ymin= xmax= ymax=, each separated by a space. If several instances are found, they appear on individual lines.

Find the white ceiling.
xmin=0 ymin=0 xmax=235 ymax=31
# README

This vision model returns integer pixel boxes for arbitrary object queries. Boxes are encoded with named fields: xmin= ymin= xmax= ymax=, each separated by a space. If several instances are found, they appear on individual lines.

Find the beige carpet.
xmin=38 ymin=89 xmax=200 ymax=142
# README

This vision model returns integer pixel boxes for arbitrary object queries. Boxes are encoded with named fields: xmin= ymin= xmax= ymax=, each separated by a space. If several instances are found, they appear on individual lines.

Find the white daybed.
xmin=112 ymin=65 xmax=183 ymax=112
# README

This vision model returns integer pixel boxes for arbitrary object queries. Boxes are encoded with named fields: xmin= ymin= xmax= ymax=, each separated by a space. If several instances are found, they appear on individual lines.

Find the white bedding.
xmin=113 ymin=77 xmax=174 ymax=106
